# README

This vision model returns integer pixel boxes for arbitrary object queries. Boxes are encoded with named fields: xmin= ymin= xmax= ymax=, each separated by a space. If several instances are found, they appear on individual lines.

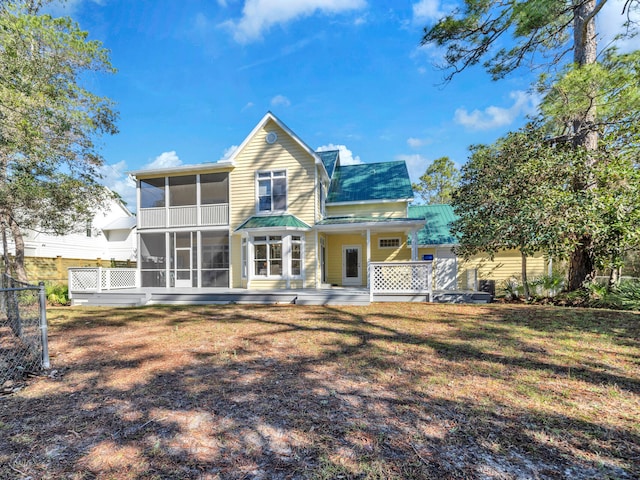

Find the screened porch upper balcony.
xmin=138 ymin=172 xmax=229 ymax=229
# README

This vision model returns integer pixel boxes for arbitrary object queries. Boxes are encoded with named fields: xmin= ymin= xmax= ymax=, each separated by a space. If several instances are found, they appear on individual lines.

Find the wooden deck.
xmin=70 ymin=287 xmax=492 ymax=307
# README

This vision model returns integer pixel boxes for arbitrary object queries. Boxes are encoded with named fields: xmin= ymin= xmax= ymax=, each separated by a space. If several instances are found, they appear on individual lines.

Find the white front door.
xmin=435 ymin=247 xmax=458 ymax=290
xmin=342 ymin=245 xmax=362 ymax=286
xmin=175 ymin=247 xmax=192 ymax=287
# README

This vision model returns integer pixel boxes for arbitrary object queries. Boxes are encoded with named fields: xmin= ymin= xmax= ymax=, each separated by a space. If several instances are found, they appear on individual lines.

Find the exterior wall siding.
xmin=326 ymin=201 xmax=408 ymax=218
xmin=230 ymin=234 xmax=243 ymax=288
xmin=230 ymin=120 xmax=317 ymax=230
xmin=458 ymin=250 xmax=547 ymax=289
xmin=229 ymin=119 xmax=318 ymax=289
xmin=326 ymin=234 xmax=365 ymax=286
xmin=370 ymin=233 xmax=412 ymax=262
xmin=415 ymin=247 xmax=546 ymax=291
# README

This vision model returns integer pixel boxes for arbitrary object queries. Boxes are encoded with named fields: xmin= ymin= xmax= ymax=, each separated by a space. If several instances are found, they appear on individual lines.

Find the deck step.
xmin=71 ymin=292 xmax=150 ymax=307
xmin=432 ymin=291 xmax=493 ymax=304
xmin=294 ymin=293 xmax=370 ymax=306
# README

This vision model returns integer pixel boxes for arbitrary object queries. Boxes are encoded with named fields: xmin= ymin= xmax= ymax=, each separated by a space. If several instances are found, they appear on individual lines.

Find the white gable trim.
xmin=227 ymin=112 xmax=329 ymax=178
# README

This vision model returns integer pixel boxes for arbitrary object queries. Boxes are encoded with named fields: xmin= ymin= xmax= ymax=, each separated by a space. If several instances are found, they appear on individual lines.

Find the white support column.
xmin=411 ymin=229 xmax=418 ymax=261
xmin=196 ymin=174 xmax=201 ymax=226
xmin=314 ymin=230 xmax=319 ymax=289
xmin=247 ymin=235 xmax=254 ymax=290
xmin=196 ymin=231 xmax=202 ymax=288
xmin=165 ymin=231 xmax=170 ymax=289
xmin=135 ymin=178 xmax=141 ymax=229
xmin=284 ymin=234 xmax=291 ymax=289
xmin=366 ymin=229 xmax=371 ymax=288
xmin=164 ymin=177 xmax=170 ymax=228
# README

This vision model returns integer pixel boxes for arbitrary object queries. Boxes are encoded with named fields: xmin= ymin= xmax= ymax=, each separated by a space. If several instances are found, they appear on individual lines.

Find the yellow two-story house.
xmin=130 ymin=112 xmax=545 ymax=294
xmin=131 ymin=112 xmax=427 ymax=291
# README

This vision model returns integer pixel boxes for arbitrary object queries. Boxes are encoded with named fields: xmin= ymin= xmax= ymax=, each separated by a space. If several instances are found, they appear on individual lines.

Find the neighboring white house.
xmin=2 ymin=194 xmax=137 ymax=263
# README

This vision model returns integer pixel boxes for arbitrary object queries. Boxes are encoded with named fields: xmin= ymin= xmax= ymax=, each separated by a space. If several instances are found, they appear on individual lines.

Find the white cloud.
xmin=242 ymin=102 xmax=255 ymax=111
xmin=395 ymin=154 xmax=431 ymax=185
xmin=98 ymin=151 xmax=182 ymax=211
xmin=316 ymin=144 xmax=362 ymax=165
xmin=454 ymin=90 xmax=539 ymax=130
xmin=221 ymin=145 xmax=239 ymax=160
xmin=221 ymin=0 xmax=366 ymax=44
xmin=412 ymin=0 xmax=444 ymax=22
xmin=407 ymin=137 xmax=429 ymax=148
xmin=598 ymin=0 xmax=640 ymax=53
xmin=144 ymin=151 xmax=183 ymax=170
xmin=354 ymin=15 xmax=367 ymax=26
xmin=98 ymin=161 xmax=137 ymax=210
xmin=271 ymin=94 xmax=291 ymax=107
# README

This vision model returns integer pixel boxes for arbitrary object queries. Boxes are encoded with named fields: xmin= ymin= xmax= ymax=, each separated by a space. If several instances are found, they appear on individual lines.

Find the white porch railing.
xmin=369 ymin=261 xmax=433 ymax=302
xmin=139 ymin=204 xmax=229 ymax=228
xmin=201 ymin=203 xmax=229 ymax=225
xmin=169 ymin=206 xmax=197 ymax=227
xmin=68 ymin=268 xmax=138 ymax=294
xmin=139 ymin=207 xmax=165 ymax=228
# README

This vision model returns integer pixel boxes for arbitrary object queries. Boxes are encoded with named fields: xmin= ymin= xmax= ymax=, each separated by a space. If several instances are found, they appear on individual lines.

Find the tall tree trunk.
xmin=608 ymin=266 xmax=619 ymax=292
xmin=521 ymin=251 xmax=530 ymax=300
xmin=7 ymin=215 xmax=28 ymax=282
xmin=567 ymin=235 xmax=595 ymax=291
xmin=567 ymin=0 xmax=599 ymax=290
xmin=1 ymin=217 xmax=9 ymax=275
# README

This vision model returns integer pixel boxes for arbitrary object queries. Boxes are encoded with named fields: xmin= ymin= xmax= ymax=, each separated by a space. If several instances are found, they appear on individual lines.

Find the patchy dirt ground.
xmin=1 ymin=303 xmax=639 ymax=479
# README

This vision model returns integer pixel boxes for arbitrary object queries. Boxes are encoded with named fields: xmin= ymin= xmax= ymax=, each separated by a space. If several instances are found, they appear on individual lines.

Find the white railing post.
xmin=68 ymin=268 xmax=74 ymax=299
xmin=97 ymin=267 xmax=102 ymax=293
xmin=369 ymin=262 xmax=373 ymax=302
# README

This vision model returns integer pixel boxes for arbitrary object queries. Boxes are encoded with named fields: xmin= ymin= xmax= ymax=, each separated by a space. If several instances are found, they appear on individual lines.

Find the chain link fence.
xmin=1 ymin=274 xmax=49 ymax=385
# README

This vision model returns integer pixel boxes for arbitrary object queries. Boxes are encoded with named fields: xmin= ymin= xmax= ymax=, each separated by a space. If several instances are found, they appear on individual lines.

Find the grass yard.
xmin=1 ymin=303 xmax=639 ymax=479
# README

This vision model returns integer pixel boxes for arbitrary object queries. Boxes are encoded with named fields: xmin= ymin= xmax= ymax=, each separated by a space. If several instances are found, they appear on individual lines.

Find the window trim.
xmin=255 ymin=169 xmax=287 ymax=215
xmin=249 ymin=233 xmax=304 ymax=280
xmin=290 ymin=235 xmax=303 ymax=278
xmin=253 ymin=235 xmax=284 ymax=278
xmin=378 ymin=237 xmax=401 ymax=249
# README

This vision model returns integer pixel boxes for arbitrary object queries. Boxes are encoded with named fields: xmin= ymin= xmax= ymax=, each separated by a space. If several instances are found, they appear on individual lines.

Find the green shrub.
xmin=601 ymin=280 xmax=640 ymax=311
xmin=46 ymin=283 xmax=69 ymax=306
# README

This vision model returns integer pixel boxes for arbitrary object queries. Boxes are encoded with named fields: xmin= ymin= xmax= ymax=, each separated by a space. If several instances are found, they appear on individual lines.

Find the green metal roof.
xmin=408 ymin=204 xmax=459 ymax=245
xmin=316 ymin=150 xmax=339 ymax=178
xmin=327 ymin=161 xmax=414 ymax=203
xmin=235 ymin=215 xmax=311 ymax=231
xmin=316 ymin=216 xmax=420 ymax=226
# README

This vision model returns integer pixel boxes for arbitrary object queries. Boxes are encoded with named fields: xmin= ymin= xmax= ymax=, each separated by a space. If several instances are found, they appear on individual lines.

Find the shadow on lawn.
xmin=2 ymin=304 xmax=637 ymax=479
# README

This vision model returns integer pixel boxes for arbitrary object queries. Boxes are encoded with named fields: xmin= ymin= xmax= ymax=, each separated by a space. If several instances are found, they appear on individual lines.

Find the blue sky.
xmin=49 ymin=0 xmax=637 ymax=209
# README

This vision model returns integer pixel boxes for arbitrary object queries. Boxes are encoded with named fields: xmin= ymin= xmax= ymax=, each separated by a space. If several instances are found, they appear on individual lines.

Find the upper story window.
xmin=257 ymin=170 xmax=286 ymax=213
xmin=169 ymin=175 xmax=196 ymax=206
xmin=140 ymin=178 xmax=165 ymax=208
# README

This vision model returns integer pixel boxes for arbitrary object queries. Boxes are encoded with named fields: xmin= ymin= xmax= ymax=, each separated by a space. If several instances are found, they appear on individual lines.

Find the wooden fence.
xmin=1 ymin=256 xmax=136 ymax=285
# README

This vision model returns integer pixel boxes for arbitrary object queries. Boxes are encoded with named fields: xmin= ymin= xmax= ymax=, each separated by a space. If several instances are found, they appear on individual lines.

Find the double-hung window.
xmin=257 ymin=170 xmax=286 ymax=213
xmin=254 ymin=236 xmax=283 ymax=277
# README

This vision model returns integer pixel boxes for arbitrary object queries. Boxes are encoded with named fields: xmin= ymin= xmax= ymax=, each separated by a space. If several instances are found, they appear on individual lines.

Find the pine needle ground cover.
xmin=1 ymin=304 xmax=638 ymax=479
